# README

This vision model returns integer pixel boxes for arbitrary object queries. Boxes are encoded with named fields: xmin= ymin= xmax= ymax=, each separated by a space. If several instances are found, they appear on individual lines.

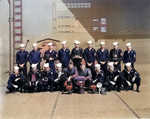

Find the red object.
xmin=90 ymin=85 xmax=96 ymax=90
xmin=64 ymin=81 xmax=73 ymax=90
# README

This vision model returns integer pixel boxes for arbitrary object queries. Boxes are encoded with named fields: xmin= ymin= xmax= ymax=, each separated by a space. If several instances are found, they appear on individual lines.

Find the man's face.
xmin=33 ymin=46 xmax=38 ymax=51
xmin=101 ymin=44 xmax=105 ymax=49
xmin=14 ymin=69 xmax=19 ymax=74
xmin=113 ymin=45 xmax=118 ymax=50
xmin=95 ymin=67 xmax=100 ymax=72
xmin=109 ymin=66 xmax=114 ymax=71
xmin=80 ymin=64 xmax=85 ymax=70
xmin=32 ymin=67 xmax=37 ymax=71
xmin=127 ymin=46 xmax=131 ymax=51
xmin=75 ymin=44 xmax=79 ymax=48
xmin=126 ymin=66 xmax=131 ymax=71
xmin=20 ymin=47 xmax=25 ymax=52
xmin=62 ymin=44 xmax=67 ymax=49
xmin=88 ymin=44 xmax=92 ymax=49
xmin=69 ymin=64 xmax=73 ymax=69
xmin=57 ymin=67 xmax=62 ymax=72
xmin=49 ymin=45 xmax=53 ymax=50
xmin=45 ymin=67 xmax=49 ymax=72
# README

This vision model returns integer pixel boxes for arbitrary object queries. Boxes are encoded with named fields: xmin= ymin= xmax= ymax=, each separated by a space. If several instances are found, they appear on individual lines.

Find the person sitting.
xmin=78 ymin=60 xmax=92 ymax=91
xmin=53 ymin=63 xmax=66 ymax=93
xmin=6 ymin=66 xmax=26 ymax=94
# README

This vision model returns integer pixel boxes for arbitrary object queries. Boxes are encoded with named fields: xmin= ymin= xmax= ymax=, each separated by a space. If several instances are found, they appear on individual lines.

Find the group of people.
xmin=5 ymin=40 xmax=141 ymax=94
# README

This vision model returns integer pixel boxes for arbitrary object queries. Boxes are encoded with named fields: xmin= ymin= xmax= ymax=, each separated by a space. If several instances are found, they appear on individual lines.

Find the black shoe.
xmin=62 ymin=90 xmax=64 ymax=94
xmin=117 ymin=88 xmax=120 ymax=92
xmin=136 ymin=87 xmax=140 ymax=92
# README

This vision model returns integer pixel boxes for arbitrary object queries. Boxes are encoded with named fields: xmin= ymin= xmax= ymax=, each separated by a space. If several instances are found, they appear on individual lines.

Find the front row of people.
xmin=6 ymin=61 xmax=141 ymax=94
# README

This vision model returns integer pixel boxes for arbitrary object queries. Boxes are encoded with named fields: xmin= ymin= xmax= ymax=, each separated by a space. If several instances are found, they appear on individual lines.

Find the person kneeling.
xmin=105 ymin=62 xmax=124 ymax=92
xmin=25 ymin=64 xmax=42 ymax=92
xmin=122 ymin=62 xmax=141 ymax=92
xmin=42 ymin=63 xmax=54 ymax=92
xmin=6 ymin=66 xmax=26 ymax=94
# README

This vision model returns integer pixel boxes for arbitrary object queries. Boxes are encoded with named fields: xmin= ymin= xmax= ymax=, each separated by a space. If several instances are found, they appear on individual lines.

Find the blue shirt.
xmin=58 ymin=48 xmax=70 ymax=63
xmin=29 ymin=50 xmax=42 ymax=64
xmin=84 ymin=48 xmax=96 ymax=63
xmin=96 ymin=49 xmax=109 ymax=62
xmin=16 ymin=50 xmax=28 ymax=64
xmin=44 ymin=50 xmax=58 ymax=63
xmin=123 ymin=50 xmax=136 ymax=63
xmin=7 ymin=73 xmax=26 ymax=86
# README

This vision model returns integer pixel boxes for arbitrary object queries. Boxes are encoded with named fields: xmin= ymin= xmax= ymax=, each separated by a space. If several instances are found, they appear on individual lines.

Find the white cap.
xmin=14 ymin=66 xmax=19 ymax=70
xmin=48 ymin=42 xmax=53 ymax=46
xmin=56 ymin=63 xmax=62 ymax=68
xmin=95 ymin=64 xmax=100 ymax=68
xmin=32 ymin=43 xmax=37 ymax=48
xmin=62 ymin=41 xmax=67 ymax=45
xmin=126 ymin=43 xmax=131 ymax=47
xmin=43 ymin=63 xmax=49 ymax=68
xmin=125 ymin=62 xmax=131 ymax=67
xmin=74 ymin=40 xmax=80 ymax=44
xmin=20 ymin=44 xmax=25 ymax=48
xmin=108 ymin=62 xmax=114 ymax=66
xmin=100 ymin=41 xmax=105 ymax=45
xmin=113 ymin=42 xmax=118 ymax=46
xmin=31 ymin=64 xmax=37 ymax=68
xmin=87 ymin=41 xmax=93 ymax=44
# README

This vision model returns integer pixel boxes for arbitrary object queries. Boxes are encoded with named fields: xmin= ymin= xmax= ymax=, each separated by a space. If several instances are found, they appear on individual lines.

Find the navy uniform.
xmin=70 ymin=44 xmax=83 ymax=71
xmin=83 ymin=42 xmax=96 ymax=77
xmin=122 ymin=63 xmax=141 ymax=92
xmin=29 ymin=49 xmax=42 ymax=70
xmin=16 ymin=44 xmax=28 ymax=77
xmin=105 ymin=62 xmax=124 ymax=92
xmin=44 ymin=43 xmax=58 ymax=71
xmin=96 ymin=46 xmax=109 ymax=74
xmin=53 ymin=63 xmax=66 ymax=92
xmin=92 ymin=70 xmax=105 ymax=84
xmin=6 ymin=66 xmax=26 ymax=93
xmin=123 ymin=43 xmax=136 ymax=68
xmin=109 ymin=42 xmax=123 ymax=71
xmin=78 ymin=63 xmax=92 ymax=90
xmin=58 ymin=48 xmax=70 ymax=69
xmin=42 ymin=63 xmax=54 ymax=92
xmin=25 ymin=64 xmax=42 ymax=92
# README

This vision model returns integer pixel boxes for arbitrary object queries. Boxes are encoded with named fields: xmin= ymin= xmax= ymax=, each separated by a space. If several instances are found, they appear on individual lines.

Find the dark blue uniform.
xmin=70 ymin=47 xmax=83 ymax=71
xmin=122 ymin=68 xmax=141 ymax=91
xmin=25 ymin=70 xmax=42 ymax=92
xmin=44 ymin=50 xmax=58 ymax=71
xmin=123 ymin=50 xmax=136 ymax=68
xmin=58 ymin=48 xmax=70 ymax=69
xmin=29 ymin=50 xmax=42 ymax=70
xmin=83 ymin=48 xmax=96 ymax=77
xmin=7 ymin=73 xmax=26 ymax=93
xmin=92 ymin=70 xmax=104 ymax=84
xmin=42 ymin=69 xmax=54 ymax=92
xmin=16 ymin=50 xmax=28 ymax=77
xmin=105 ymin=69 xmax=124 ymax=92
xmin=109 ymin=49 xmax=123 ymax=71
xmin=96 ymin=49 xmax=109 ymax=74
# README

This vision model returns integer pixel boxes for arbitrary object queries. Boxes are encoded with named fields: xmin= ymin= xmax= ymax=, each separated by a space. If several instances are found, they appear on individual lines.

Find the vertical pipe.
xmin=8 ymin=0 xmax=12 ymax=71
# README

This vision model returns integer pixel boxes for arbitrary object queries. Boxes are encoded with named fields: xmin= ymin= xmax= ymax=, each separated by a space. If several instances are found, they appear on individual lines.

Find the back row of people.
xmin=16 ymin=40 xmax=136 ymax=78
